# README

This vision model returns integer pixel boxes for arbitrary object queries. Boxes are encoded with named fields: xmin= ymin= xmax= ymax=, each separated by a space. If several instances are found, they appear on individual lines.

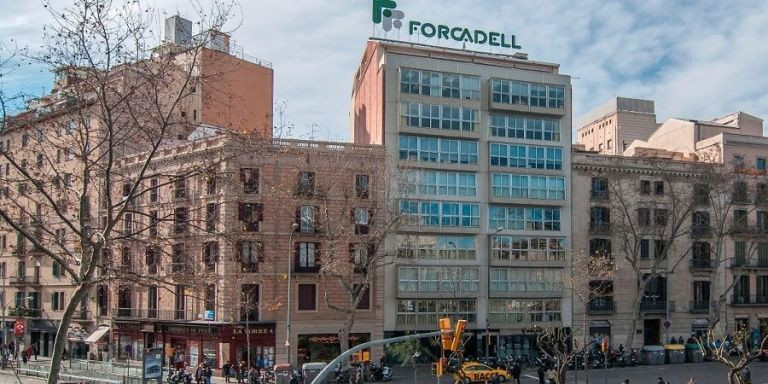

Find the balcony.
xmin=589 ymin=222 xmax=611 ymax=235
xmin=294 ymin=263 xmax=321 ymax=273
xmin=8 ymin=307 xmax=42 ymax=317
xmin=690 ymin=226 xmax=712 ymax=238
xmin=587 ymin=300 xmax=615 ymax=315
xmin=71 ymin=309 xmax=92 ymax=321
xmin=9 ymin=275 xmax=40 ymax=285
xmin=590 ymin=190 xmax=609 ymax=201
xmin=730 ymin=258 xmax=768 ymax=268
xmin=732 ymin=193 xmax=750 ymax=204
xmin=111 ymin=308 xmax=197 ymax=320
xmin=731 ymin=295 xmax=768 ymax=306
xmin=731 ymin=225 xmax=768 ymax=237
xmin=689 ymin=300 xmax=711 ymax=313
xmin=639 ymin=300 xmax=667 ymax=313
xmin=689 ymin=259 xmax=714 ymax=271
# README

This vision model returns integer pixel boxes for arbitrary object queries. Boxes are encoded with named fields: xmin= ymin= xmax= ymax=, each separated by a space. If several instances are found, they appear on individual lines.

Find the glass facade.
xmin=489 ymin=143 xmax=563 ymax=170
xmin=403 ymin=170 xmax=477 ymax=197
xmin=399 ymin=135 xmax=479 ymax=164
xmin=489 ymin=114 xmax=561 ymax=142
xmin=491 ymin=79 xmax=565 ymax=109
xmin=491 ymin=173 xmax=565 ymax=200
xmin=400 ymin=200 xmax=480 ymax=228
xmin=400 ymin=69 xmax=481 ymax=100
xmin=401 ymin=102 xmax=479 ymax=132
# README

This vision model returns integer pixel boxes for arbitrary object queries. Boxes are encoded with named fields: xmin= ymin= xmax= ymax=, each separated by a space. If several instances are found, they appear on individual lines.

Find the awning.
xmin=68 ymin=326 xmax=88 ymax=342
xmin=28 ymin=320 xmax=58 ymax=332
xmin=85 ymin=326 xmax=110 ymax=344
xmin=590 ymin=320 xmax=611 ymax=327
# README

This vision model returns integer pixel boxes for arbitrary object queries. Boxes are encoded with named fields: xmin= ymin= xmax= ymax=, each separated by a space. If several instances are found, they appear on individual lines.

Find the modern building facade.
xmin=350 ymin=39 xmax=573 ymax=358
xmin=573 ymin=97 xmax=768 ymax=348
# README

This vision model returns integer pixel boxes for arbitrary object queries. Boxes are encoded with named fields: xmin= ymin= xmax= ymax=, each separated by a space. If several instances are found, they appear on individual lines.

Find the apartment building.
xmin=350 ymin=38 xmax=573 ymax=358
xmin=573 ymin=97 xmax=768 ymax=348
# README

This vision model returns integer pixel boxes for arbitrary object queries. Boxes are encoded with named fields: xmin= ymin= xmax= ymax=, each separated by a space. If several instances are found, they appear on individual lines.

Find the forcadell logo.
xmin=371 ymin=0 xmax=521 ymax=49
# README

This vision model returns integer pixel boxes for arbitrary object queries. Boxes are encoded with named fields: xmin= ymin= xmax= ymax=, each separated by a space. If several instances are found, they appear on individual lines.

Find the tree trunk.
xmin=625 ymin=285 xmax=646 ymax=348
xmin=47 ymin=281 xmax=90 ymax=384
xmin=338 ymin=313 xmax=355 ymax=367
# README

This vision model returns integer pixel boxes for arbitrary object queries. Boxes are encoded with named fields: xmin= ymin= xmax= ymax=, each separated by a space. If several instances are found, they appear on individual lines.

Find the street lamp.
xmin=486 ymin=227 xmax=504 ymax=359
xmin=286 ymin=222 xmax=299 ymax=366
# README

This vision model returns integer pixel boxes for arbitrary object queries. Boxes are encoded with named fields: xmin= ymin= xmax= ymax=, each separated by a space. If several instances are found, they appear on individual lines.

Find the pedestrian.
xmin=195 ymin=363 xmax=204 ymax=384
xmin=537 ymin=364 xmax=545 ymax=384
xmin=742 ymin=366 xmax=751 ymax=384
xmin=546 ymin=367 xmax=557 ymax=384
xmin=622 ymin=380 xmax=629 ymax=384
xmin=223 ymin=361 xmax=232 ymax=383
xmin=657 ymin=377 xmax=665 ymax=384
xmin=688 ymin=377 xmax=696 ymax=384
xmin=511 ymin=362 xmax=522 ymax=384
xmin=248 ymin=366 xmax=259 ymax=384
xmin=203 ymin=363 xmax=213 ymax=384
xmin=33 ymin=343 xmax=38 ymax=360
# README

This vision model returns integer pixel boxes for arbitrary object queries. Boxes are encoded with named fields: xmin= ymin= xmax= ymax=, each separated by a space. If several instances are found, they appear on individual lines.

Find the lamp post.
xmin=286 ymin=222 xmax=299 ymax=366
xmin=1 ymin=264 xmax=6 ymax=350
xmin=486 ymin=227 xmax=504 ymax=359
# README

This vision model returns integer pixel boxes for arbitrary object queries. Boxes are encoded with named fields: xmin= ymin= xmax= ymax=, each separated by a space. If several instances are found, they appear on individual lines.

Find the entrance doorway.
xmin=643 ymin=319 xmax=660 ymax=345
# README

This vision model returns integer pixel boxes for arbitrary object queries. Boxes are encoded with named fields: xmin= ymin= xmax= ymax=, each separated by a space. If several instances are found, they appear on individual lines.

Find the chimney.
xmin=165 ymin=15 xmax=193 ymax=46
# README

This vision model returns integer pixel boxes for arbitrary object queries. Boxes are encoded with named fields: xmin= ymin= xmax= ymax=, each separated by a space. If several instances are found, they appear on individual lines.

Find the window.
xmin=298 ymin=284 xmax=316 ymax=311
xmin=240 ymin=168 xmax=259 ymax=194
xmin=491 ymin=174 xmax=565 ymax=200
xmin=51 ymin=292 xmax=65 ymax=311
xmin=206 ymin=203 xmax=218 ymax=232
xmin=149 ymin=178 xmax=159 ymax=203
xmin=491 ymin=236 xmax=565 ymax=261
xmin=21 ymin=134 xmax=29 ymax=148
xmin=757 ymin=211 xmax=768 ymax=232
xmin=298 ymin=206 xmax=319 ymax=233
xmin=590 ymin=207 xmax=610 ymax=230
xmin=52 ymin=261 xmax=63 ymax=278
xmin=123 ymin=213 xmax=133 ymax=236
xmin=404 ymin=170 xmax=477 ymax=197
xmin=205 ymin=284 xmax=216 ymax=312
xmin=297 ymin=171 xmax=315 ymax=195
xmin=400 ymin=102 xmax=479 ymax=131
xmin=354 ymin=284 xmax=370 ymax=310
xmin=489 ymin=114 xmax=561 ymax=142
xmin=398 ymin=135 xmax=478 ymax=164
xmin=149 ymin=211 xmax=158 ymax=237
xmin=97 ymin=285 xmax=109 ymax=316
xmin=296 ymin=242 xmax=319 ymax=271
xmin=240 ymin=284 xmax=259 ymax=321
xmin=145 ymin=247 xmax=159 ymax=275
xmin=591 ymin=177 xmax=609 ymax=199
xmin=174 ymin=285 xmax=186 ymax=318
xmin=397 ymin=235 xmax=477 ymax=260
xmin=490 ymin=268 xmax=562 ymax=293
xmin=734 ymin=209 xmax=748 ymax=229
xmin=654 ymin=209 xmax=668 ymax=226
xmin=488 ymin=299 xmax=560 ymax=324
xmin=490 ymin=79 xmax=564 ymax=109
xmin=206 ymin=175 xmax=217 ymax=195
xmin=173 ymin=177 xmax=186 ymax=199
xmin=238 ymin=203 xmax=264 ymax=232
xmin=489 ymin=206 xmax=561 ymax=231
xmin=733 ymin=155 xmax=745 ymax=169
xmin=172 ymin=244 xmax=186 ymax=273
xmin=396 ymin=299 xmax=477 ymax=325
xmin=733 ymin=181 xmax=749 ymax=203
xmin=694 ymin=184 xmax=710 ymax=205
xmin=400 ymin=200 xmax=479 ymax=228
xmin=640 ymin=180 xmax=651 ymax=195
xmin=489 ymin=143 xmax=563 ymax=170
xmin=148 ymin=286 xmax=158 ymax=317
xmin=640 ymin=239 xmax=650 ymax=259
xmin=355 ymin=175 xmax=369 ymax=199
xmin=654 ymin=240 xmax=668 ymax=259
xmin=588 ymin=238 xmax=611 ymax=257
xmin=173 ymin=207 xmax=188 ymax=234
xmin=35 ymin=154 xmax=44 ymax=168
xmin=203 ymin=242 xmax=218 ymax=272
xmin=637 ymin=208 xmax=651 ymax=226
xmin=400 ymin=69 xmax=480 ymax=100
xmin=692 ymin=242 xmax=711 ymax=261
xmin=692 ymin=281 xmax=710 ymax=306
xmin=654 ymin=181 xmax=665 ymax=195
xmin=757 ymin=158 xmax=766 ymax=172
xmin=238 ymin=241 xmax=262 ymax=272
xmin=353 ymin=208 xmax=371 ymax=234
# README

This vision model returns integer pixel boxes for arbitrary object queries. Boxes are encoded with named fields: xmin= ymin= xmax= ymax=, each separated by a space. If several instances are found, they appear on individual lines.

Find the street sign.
xmin=13 ymin=321 xmax=24 ymax=336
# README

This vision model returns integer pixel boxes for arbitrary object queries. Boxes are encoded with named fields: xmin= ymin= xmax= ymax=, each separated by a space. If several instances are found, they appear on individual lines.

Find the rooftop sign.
xmin=372 ymin=0 xmax=521 ymax=49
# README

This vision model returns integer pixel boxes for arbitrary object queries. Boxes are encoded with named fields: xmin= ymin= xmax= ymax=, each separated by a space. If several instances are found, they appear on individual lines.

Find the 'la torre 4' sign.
xmin=372 ymin=0 xmax=522 ymax=49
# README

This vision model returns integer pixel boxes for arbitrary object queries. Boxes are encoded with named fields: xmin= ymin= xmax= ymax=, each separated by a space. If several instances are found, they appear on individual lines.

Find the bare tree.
xmin=0 ymin=0 xmax=240 ymax=381
xmin=697 ymin=326 xmax=767 ymax=384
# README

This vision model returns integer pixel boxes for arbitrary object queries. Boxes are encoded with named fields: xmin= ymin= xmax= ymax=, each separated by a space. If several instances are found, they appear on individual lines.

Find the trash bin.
xmin=685 ymin=343 xmax=703 ymax=363
xmin=274 ymin=363 xmax=293 ymax=384
xmin=641 ymin=345 xmax=665 ymax=365
xmin=664 ymin=344 xmax=685 ymax=364
xmin=302 ymin=362 xmax=327 ymax=383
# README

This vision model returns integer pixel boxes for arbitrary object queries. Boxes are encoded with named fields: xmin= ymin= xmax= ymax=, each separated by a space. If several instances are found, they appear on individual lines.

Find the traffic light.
xmin=431 ymin=362 xmax=443 ymax=377
xmin=601 ymin=338 xmax=609 ymax=353
xmin=439 ymin=317 xmax=453 ymax=350
xmin=450 ymin=319 xmax=467 ymax=352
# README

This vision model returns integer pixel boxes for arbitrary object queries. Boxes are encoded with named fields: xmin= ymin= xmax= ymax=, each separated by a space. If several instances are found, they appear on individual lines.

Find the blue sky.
xmin=1 ymin=0 xmax=767 ymax=140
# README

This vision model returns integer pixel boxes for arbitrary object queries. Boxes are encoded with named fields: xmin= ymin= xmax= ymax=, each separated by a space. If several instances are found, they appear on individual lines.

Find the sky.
xmin=1 ymin=0 xmax=767 ymax=141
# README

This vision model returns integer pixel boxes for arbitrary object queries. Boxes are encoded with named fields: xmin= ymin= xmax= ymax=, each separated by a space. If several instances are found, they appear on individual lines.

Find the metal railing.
xmin=9 ymin=275 xmax=40 ymax=284
xmin=731 ymin=295 xmax=768 ymax=305
xmin=690 ymin=259 xmax=714 ymax=269
xmin=589 ymin=222 xmax=611 ymax=235
xmin=590 ymin=190 xmax=609 ymax=201
xmin=639 ymin=300 xmax=667 ymax=312
xmin=587 ymin=300 xmax=615 ymax=314
xmin=111 ymin=308 xmax=198 ymax=320
xmin=731 ymin=258 xmax=768 ymax=268
xmin=689 ymin=300 xmax=711 ymax=313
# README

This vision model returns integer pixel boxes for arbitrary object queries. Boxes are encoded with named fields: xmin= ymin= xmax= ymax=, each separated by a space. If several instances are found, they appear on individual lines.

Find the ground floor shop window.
xmin=297 ymin=333 xmax=370 ymax=363
xmin=496 ymin=334 xmax=539 ymax=360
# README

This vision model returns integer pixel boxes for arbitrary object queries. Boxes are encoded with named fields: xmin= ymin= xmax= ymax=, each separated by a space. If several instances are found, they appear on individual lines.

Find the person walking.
xmin=223 ymin=361 xmax=232 ymax=383
xmin=742 ymin=366 xmax=751 ymax=384
xmin=537 ymin=364 xmax=546 ymax=384
xmin=203 ymin=364 xmax=213 ymax=384
xmin=621 ymin=380 xmax=630 ymax=384
xmin=657 ymin=378 xmax=665 ymax=384
xmin=195 ymin=363 xmax=204 ymax=384
xmin=546 ymin=367 xmax=557 ymax=384
xmin=510 ymin=362 xmax=522 ymax=384
xmin=687 ymin=377 xmax=696 ymax=384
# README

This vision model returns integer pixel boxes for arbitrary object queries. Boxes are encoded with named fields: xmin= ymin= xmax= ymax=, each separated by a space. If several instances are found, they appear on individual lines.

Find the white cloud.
xmin=1 ymin=0 xmax=766 ymax=139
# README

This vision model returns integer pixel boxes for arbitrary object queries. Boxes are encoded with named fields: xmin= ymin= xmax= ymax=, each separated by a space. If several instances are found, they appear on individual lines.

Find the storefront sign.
xmin=114 ymin=322 xmax=142 ymax=331
xmin=372 ymin=0 xmax=521 ymax=49
xmin=164 ymin=325 xmax=217 ymax=335
xmin=232 ymin=326 xmax=274 ymax=335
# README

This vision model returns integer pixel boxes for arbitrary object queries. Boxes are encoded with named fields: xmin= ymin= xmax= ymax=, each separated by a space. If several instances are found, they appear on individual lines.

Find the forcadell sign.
xmin=372 ymin=0 xmax=521 ymax=49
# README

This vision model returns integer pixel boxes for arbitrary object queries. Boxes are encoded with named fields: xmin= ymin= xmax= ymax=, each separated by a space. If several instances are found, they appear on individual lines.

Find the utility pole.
xmin=285 ymin=222 xmax=299 ymax=366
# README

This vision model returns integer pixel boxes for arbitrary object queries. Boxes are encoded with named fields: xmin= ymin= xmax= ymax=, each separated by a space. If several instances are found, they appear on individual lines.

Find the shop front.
xmin=297 ymin=333 xmax=370 ymax=364
xmin=223 ymin=323 xmax=276 ymax=368
xmin=28 ymin=319 xmax=59 ymax=357
xmin=112 ymin=321 xmax=149 ymax=361
xmin=157 ymin=323 xmax=221 ymax=369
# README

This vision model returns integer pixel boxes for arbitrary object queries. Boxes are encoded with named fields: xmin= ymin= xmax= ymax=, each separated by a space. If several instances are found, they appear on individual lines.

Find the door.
xmin=643 ymin=319 xmax=660 ymax=345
